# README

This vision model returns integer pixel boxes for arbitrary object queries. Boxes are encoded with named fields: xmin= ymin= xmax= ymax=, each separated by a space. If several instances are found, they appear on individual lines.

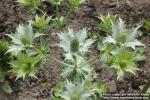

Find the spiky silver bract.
xmin=10 ymin=53 xmax=45 ymax=80
xmin=110 ymin=49 xmax=142 ymax=80
xmin=6 ymin=23 xmax=44 ymax=55
xmin=58 ymin=28 xmax=94 ymax=60
xmin=59 ymin=80 xmax=94 ymax=100
xmin=103 ymin=18 xmax=144 ymax=50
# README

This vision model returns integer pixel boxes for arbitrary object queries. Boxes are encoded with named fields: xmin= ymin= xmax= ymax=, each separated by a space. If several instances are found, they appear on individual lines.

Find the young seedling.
xmin=97 ymin=13 xmax=117 ymax=33
xmin=53 ymin=16 xmax=66 ymax=30
xmin=69 ymin=0 xmax=85 ymax=11
xmin=31 ymin=14 xmax=51 ymax=34
xmin=17 ymin=0 xmax=41 ymax=10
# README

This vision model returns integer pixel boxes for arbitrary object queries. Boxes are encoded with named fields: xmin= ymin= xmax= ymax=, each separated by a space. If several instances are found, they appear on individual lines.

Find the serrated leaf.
xmin=125 ymin=39 xmax=144 ymax=50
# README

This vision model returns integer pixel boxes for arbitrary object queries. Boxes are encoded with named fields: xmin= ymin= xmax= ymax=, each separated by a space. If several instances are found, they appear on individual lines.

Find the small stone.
xmin=105 ymin=81 xmax=117 ymax=92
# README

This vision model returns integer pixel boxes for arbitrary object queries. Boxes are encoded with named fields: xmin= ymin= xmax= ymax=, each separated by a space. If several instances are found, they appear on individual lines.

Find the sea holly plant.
xmin=6 ymin=23 xmax=44 ymax=56
xmin=5 ymin=22 xmax=48 ymax=80
xmin=51 ymin=80 xmax=107 ymax=100
xmin=97 ymin=14 xmax=118 ymax=33
xmin=99 ymin=17 xmax=145 ymax=80
xmin=57 ymin=28 xmax=94 ymax=82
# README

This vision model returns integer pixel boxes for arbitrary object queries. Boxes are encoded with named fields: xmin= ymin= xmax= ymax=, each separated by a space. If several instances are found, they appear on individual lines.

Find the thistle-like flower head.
xmin=6 ymin=23 xmax=44 ymax=55
xmin=32 ymin=14 xmax=51 ymax=28
xmin=111 ymin=49 xmax=143 ymax=80
xmin=10 ymin=53 xmax=45 ymax=80
xmin=103 ymin=18 xmax=144 ymax=50
xmin=58 ymin=28 xmax=93 ymax=60
xmin=59 ymin=80 xmax=94 ymax=100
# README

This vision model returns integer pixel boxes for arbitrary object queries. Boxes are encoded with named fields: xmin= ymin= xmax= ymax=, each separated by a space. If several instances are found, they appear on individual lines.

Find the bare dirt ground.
xmin=0 ymin=0 xmax=150 ymax=100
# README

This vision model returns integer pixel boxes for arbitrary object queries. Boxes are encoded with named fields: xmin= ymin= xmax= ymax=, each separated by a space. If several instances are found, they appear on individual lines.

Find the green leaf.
xmin=2 ymin=82 xmax=12 ymax=93
xmin=125 ymin=39 xmax=144 ymax=50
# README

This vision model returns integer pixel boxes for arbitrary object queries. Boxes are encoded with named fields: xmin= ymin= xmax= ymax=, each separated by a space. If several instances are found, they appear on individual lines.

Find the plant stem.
xmin=80 ymin=56 xmax=98 ymax=66
xmin=56 ymin=5 xmax=60 ymax=17
xmin=48 ymin=56 xmax=74 ymax=68
xmin=66 ymin=8 xmax=73 ymax=20
xmin=40 ymin=36 xmax=43 ymax=47
xmin=36 ymin=7 xmax=49 ymax=17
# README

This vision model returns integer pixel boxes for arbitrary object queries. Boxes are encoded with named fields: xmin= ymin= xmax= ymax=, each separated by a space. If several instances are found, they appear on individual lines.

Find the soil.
xmin=0 ymin=0 xmax=150 ymax=100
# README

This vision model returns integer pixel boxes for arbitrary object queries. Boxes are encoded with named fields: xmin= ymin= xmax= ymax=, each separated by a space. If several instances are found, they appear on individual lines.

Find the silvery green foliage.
xmin=6 ymin=23 xmax=44 ymax=55
xmin=53 ymin=16 xmax=66 ymax=29
xmin=98 ymin=13 xmax=117 ymax=33
xmin=10 ymin=53 xmax=45 ymax=80
xmin=61 ymin=55 xmax=93 ymax=82
xmin=52 ymin=80 xmax=107 ymax=100
xmin=59 ymin=80 xmax=94 ymax=100
xmin=69 ymin=0 xmax=85 ymax=10
xmin=32 ymin=14 xmax=51 ymax=28
xmin=32 ymin=14 xmax=51 ymax=34
xmin=17 ymin=0 xmax=40 ymax=10
xmin=58 ymin=28 xmax=93 ymax=60
xmin=110 ymin=48 xmax=144 ymax=80
xmin=103 ymin=18 xmax=144 ymax=50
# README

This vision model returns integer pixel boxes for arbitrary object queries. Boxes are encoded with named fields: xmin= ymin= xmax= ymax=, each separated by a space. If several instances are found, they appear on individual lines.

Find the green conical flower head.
xmin=70 ymin=37 xmax=79 ymax=53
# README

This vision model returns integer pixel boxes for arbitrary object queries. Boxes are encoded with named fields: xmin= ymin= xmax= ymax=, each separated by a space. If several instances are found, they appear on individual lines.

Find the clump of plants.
xmin=0 ymin=0 xmax=148 ymax=99
xmin=99 ymin=16 xmax=145 ymax=80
